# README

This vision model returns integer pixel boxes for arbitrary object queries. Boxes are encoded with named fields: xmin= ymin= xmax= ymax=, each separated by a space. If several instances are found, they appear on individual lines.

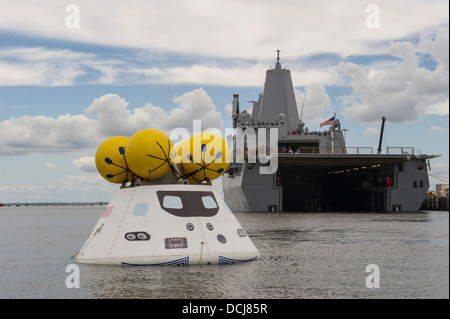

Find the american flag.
xmin=320 ymin=116 xmax=335 ymax=127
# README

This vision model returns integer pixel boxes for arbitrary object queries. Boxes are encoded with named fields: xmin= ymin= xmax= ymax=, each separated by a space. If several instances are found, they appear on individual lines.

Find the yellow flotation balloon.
xmin=125 ymin=128 xmax=174 ymax=179
xmin=178 ymin=132 xmax=230 ymax=183
xmin=95 ymin=136 xmax=132 ymax=184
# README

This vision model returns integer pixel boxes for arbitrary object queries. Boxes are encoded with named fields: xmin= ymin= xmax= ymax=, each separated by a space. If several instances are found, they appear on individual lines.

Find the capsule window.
xmin=201 ymin=196 xmax=218 ymax=209
xmin=162 ymin=196 xmax=183 ymax=209
xmin=133 ymin=202 xmax=149 ymax=216
xmin=157 ymin=191 xmax=219 ymax=217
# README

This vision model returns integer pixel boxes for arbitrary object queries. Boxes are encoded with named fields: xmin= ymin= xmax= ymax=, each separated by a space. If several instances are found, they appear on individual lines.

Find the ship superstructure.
xmin=223 ymin=52 xmax=438 ymax=212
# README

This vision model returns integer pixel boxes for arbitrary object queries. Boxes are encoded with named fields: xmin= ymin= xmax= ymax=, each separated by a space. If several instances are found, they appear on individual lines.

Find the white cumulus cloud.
xmin=73 ymin=156 xmax=96 ymax=172
xmin=0 ymin=1 xmax=448 ymax=60
xmin=429 ymin=125 xmax=448 ymax=132
xmin=0 ymin=113 xmax=98 ymax=155
xmin=0 ymin=47 xmax=110 ymax=86
xmin=0 ymin=88 xmax=224 ymax=155
xmin=364 ymin=127 xmax=381 ymax=136
xmin=46 ymin=162 xmax=58 ymax=169
xmin=339 ymin=32 xmax=449 ymax=124
xmin=294 ymin=83 xmax=332 ymax=126
xmin=425 ymin=99 xmax=449 ymax=116
xmin=419 ymin=26 xmax=449 ymax=67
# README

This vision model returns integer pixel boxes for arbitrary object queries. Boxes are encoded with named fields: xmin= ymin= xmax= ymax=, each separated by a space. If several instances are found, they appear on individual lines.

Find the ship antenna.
xmin=276 ymin=50 xmax=280 ymax=63
xmin=300 ymin=90 xmax=307 ymax=121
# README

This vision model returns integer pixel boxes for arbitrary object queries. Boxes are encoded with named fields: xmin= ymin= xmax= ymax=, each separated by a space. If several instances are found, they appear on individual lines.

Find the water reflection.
xmin=80 ymin=262 xmax=262 ymax=299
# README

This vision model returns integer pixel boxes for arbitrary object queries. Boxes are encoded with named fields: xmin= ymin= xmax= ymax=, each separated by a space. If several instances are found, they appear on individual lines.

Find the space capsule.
xmin=75 ymin=128 xmax=260 ymax=266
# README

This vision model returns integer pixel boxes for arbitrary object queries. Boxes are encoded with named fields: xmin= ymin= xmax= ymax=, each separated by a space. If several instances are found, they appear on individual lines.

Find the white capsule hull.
xmin=76 ymin=184 xmax=260 ymax=266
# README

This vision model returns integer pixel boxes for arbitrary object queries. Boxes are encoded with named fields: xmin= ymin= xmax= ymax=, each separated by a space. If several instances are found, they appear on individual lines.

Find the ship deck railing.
xmin=277 ymin=146 xmax=374 ymax=154
xmin=386 ymin=147 xmax=415 ymax=155
xmin=275 ymin=146 xmax=418 ymax=155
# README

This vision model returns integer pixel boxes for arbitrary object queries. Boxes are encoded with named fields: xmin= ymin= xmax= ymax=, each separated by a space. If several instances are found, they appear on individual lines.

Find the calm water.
xmin=0 ymin=206 xmax=448 ymax=299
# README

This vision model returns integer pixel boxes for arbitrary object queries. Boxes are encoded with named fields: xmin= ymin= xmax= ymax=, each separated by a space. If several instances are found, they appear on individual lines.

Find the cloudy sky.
xmin=0 ymin=0 xmax=448 ymax=203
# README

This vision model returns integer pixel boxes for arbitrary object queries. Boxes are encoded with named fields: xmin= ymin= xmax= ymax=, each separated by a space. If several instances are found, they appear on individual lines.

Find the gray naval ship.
xmin=222 ymin=51 xmax=439 ymax=212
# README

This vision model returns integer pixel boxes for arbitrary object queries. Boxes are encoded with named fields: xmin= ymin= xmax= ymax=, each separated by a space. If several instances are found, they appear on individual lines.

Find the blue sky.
xmin=0 ymin=0 xmax=448 ymax=203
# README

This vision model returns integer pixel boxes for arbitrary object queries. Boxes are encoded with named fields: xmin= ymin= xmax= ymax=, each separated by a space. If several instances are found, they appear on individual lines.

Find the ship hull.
xmin=223 ymin=154 xmax=430 ymax=212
